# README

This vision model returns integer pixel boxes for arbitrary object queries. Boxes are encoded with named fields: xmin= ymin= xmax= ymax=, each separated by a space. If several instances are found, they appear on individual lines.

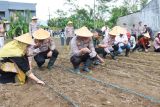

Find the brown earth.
xmin=0 ymin=38 xmax=160 ymax=107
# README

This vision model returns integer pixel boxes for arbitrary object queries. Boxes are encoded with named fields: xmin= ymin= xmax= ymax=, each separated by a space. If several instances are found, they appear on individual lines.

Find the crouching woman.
xmin=0 ymin=33 xmax=45 ymax=85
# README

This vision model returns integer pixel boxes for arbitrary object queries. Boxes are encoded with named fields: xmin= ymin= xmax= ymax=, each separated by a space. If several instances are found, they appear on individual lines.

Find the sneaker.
xmin=110 ymin=53 xmax=116 ymax=60
xmin=83 ymin=67 xmax=92 ymax=73
xmin=93 ymin=60 xmax=101 ymax=65
xmin=74 ymin=68 xmax=80 ymax=74
xmin=47 ymin=65 xmax=54 ymax=70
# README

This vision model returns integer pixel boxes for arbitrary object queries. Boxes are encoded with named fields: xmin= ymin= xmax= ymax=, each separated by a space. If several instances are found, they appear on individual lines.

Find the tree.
xmin=107 ymin=6 xmax=129 ymax=27
xmin=123 ymin=0 xmax=139 ymax=13
xmin=7 ymin=11 xmax=31 ymax=38
xmin=140 ymin=0 xmax=148 ymax=8
xmin=55 ymin=9 xmax=67 ymax=18
xmin=48 ymin=0 xmax=112 ymax=29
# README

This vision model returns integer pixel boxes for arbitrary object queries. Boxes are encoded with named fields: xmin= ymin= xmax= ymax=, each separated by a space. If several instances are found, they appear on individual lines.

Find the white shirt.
xmin=129 ymin=36 xmax=136 ymax=49
xmin=115 ymin=34 xmax=128 ymax=46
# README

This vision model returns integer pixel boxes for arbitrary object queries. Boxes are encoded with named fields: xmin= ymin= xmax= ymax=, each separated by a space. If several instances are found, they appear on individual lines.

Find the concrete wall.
xmin=117 ymin=0 xmax=160 ymax=32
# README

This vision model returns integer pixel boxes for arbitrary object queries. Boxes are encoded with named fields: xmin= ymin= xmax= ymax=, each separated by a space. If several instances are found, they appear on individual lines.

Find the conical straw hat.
xmin=33 ymin=29 xmax=50 ymax=40
xmin=4 ymin=21 xmax=10 ymax=24
xmin=75 ymin=26 xmax=93 ymax=37
xmin=143 ymin=32 xmax=150 ymax=38
xmin=32 ymin=16 xmax=38 ymax=20
xmin=111 ymin=26 xmax=127 ymax=35
xmin=14 ymin=33 xmax=35 ymax=45
xmin=67 ymin=21 xmax=73 ymax=24
xmin=108 ymin=29 xmax=118 ymax=36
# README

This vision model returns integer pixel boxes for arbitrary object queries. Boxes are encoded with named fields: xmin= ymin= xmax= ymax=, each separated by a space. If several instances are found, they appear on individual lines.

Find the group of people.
xmin=0 ymin=16 xmax=59 ymax=85
xmin=0 ymin=17 xmax=160 ymax=85
xmin=124 ymin=21 xmax=160 ymax=52
xmin=69 ymin=22 xmax=160 ymax=73
xmin=0 ymin=27 xmax=60 ymax=85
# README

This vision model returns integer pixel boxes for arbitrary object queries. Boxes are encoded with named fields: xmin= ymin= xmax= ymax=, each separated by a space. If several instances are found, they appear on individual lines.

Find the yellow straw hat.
xmin=14 ymin=33 xmax=35 ymax=45
xmin=143 ymin=32 xmax=150 ymax=38
xmin=32 ymin=16 xmax=38 ymax=20
xmin=108 ymin=29 xmax=118 ymax=36
xmin=4 ymin=21 xmax=10 ymax=24
xmin=67 ymin=21 xmax=73 ymax=24
xmin=111 ymin=26 xmax=127 ymax=35
xmin=75 ymin=26 xmax=93 ymax=37
xmin=33 ymin=29 xmax=50 ymax=40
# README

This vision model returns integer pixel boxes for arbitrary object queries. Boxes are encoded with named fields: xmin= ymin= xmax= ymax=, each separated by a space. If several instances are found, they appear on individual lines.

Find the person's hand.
xmin=47 ymin=51 xmax=52 ymax=57
xmin=99 ymin=58 xmax=104 ymax=63
xmin=83 ymin=48 xmax=91 ymax=53
xmin=98 ymin=44 xmax=106 ymax=48
xmin=37 ymin=80 xmax=45 ymax=85
xmin=80 ymin=48 xmax=86 ymax=54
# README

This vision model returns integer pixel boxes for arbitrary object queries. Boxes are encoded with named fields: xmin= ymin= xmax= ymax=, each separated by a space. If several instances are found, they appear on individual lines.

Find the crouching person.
xmin=132 ymin=33 xmax=150 ymax=52
xmin=115 ymin=29 xmax=130 ymax=57
xmin=70 ymin=26 xmax=97 ymax=73
xmin=33 ymin=29 xmax=59 ymax=70
xmin=0 ymin=33 xmax=45 ymax=85
xmin=96 ymin=29 xmax=118 ymax=60
xmin=92 ymin=29 xmax=104 ymax=64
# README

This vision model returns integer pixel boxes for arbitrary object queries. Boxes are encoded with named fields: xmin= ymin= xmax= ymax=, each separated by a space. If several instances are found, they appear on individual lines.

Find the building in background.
xmin=0 ymin=1 xmax=36 ymax=20
xmin=117 ymin=0 xmax=160 ymax=32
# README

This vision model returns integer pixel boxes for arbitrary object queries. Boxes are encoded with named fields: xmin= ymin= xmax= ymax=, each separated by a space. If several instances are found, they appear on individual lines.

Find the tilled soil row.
xmin=104 ymin=59 xmax=160 ymax=83
xmin=0 ymin=83 xmax=71 ymax=107
xmin=55 ymin=56 xmax=160 ymax=103
xmin=34 ymin=66 xmax=160 ymax=107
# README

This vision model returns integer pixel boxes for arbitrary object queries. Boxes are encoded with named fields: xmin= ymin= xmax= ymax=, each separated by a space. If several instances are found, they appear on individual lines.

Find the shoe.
xmin=74 ymin=68 xmax=80 ymax=74
xmin=125 ymin=49 xmax=130 ymax=57
xmin=47 ymin=65 xmax=54 ymax=70
xmin=110 ymin=53 xmax=116 ymax=60
xmin=47 ymin=56 xmax=57 ymax=70
xmin=114 ymin=51 xmax=119 ymax=56
xmin=83 ymin=67 xmax=92 ymax=73
xmin=93 ymin=60 xmax=101 ymax=65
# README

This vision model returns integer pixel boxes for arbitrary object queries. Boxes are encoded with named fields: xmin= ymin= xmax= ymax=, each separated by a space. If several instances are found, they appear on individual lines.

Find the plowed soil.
xmin=0 ymin=38 xmax=160 ymax=107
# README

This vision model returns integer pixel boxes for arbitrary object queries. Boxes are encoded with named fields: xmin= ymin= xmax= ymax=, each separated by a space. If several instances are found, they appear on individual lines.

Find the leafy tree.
xmin=123 ymin=0 xmax=139 ymax=13
xmin=48 ymin=0 xmax=112 ymax=29
xmin=7 ymin=11 xmax=31 ymax=38
xmin=107 ymin=6 xmax=129 ymax=27
xmin=140 ymin=0 xmax=148 ymax=8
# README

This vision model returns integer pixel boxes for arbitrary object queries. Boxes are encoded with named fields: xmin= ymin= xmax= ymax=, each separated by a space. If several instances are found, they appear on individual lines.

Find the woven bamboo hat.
xmin=4 ymin=21 xmax=10 ymax=24
xmin=67 ymin=21 xmax=73 ymax=24
xmin=108 ymin=29 xmax=118 ymax=36
xmin=14 ymin=33 xmax=35 ymax=45
xmin=143 ymin=32 xmax=150 ymax=38
xmin=75 ymin=26 xmax=93 ymax=37
xmin=109 ymin=26 xmax=127 ymax=35
xmin=33 ymin=29 xmax=50 ymax=40
xmin=32 ymin=16 xmax=38 ymax=20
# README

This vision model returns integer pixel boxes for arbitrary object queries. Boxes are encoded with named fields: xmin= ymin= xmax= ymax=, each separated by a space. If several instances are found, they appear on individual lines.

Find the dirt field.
xmin=0 ymin=38 xmax=160 ymax=107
